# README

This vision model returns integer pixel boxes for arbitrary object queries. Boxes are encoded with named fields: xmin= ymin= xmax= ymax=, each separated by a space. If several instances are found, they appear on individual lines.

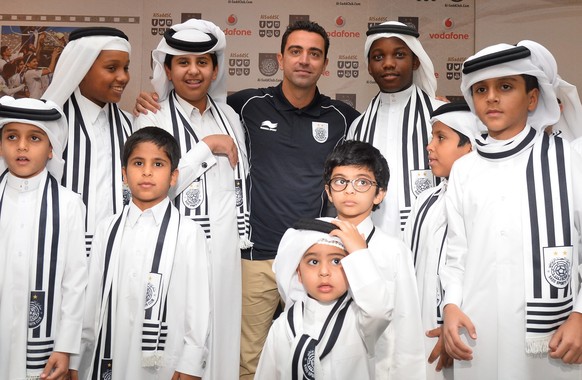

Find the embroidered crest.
xmin=235 ymin=179 xmax=243 ymax=207
xmin=182 ymin=179 xmax=204 ymax=209
xmin=302 ymin=340 xmax=316 ymax=380
xmin=144 ymin=273 xmax=162 ymax=310
xmin=543 ymin=246 xmax=573 ymax=289
xmin=122 ymin=183 xmax=132 ymax=206
xmin=312 ymin=122 xmax=329 ymax=143
xmin=410 ymin=170 xmax=435 ymax=197
xmin=28 ymin=291 xmax=45 ymax=329
xmin=100 ymin=359 xmax=113 ymax=380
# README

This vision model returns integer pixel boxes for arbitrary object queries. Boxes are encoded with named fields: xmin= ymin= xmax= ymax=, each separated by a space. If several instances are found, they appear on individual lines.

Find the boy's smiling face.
xmin=0 ymin=122 xmax=52 ymax=179
xmin=165 ymin=53 xmax=217 ymax=112
xmin=122 ymin=141 xmax=178 ymax=211
xmin=471 ymin=75 xmax=538 ymax=140
xmin=79 ymin=50 xmax=130 ymax=107
xmin=367 ymin=37 xmax=420 ymax=93
xmin=325 ymin=165 xmax=385 ymax=226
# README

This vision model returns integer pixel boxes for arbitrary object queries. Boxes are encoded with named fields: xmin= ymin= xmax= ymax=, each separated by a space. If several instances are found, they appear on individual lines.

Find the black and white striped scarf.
xmin=408 ymin=183 xmax=447 ymax=325
xmin=168 ymin=91 xmax=251 ymax=248
xmin=287 ymin=293 xmax=353 ymax=380
xmin=0 ymin=170 xmax=63 ymax=378
xmin=91 ymin=202 xmax=180 ymax=379
xmin=61 ymin=93 xmax=132 ymax=256
xmin=350 ymin=87 xmax=435 ymax=230
xmin=476 ymin=126 xmax=575 ymax=353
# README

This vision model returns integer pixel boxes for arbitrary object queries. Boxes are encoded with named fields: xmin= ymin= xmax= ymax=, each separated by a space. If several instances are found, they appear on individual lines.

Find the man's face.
xmin=367 ymin=37 xmax=419 ymax=93
xmin=278 ymin=30 xmax=328 ymax=92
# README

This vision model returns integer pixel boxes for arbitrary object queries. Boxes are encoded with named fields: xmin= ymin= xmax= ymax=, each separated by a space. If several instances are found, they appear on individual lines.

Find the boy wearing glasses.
xmin=323 ymin=140 xmax=425 ymax=379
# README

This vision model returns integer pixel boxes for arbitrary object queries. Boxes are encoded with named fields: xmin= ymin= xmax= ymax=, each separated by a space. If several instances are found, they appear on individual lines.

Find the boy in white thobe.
xmin=347 ymin=21 xmax=445 ymax=237
xmin=257 ymin=219 xmax=392 ymax=380
xmin=0 ymin=96 xmax=87 ymax=380
xmin=403 ymin=101 xmax=481 ymax=380
xmin=441 ymin=41 xmax=582 ymax=380
xmin=72 ymin=127 xmax=210 ymax=380
xmin=133 ymin=19 xmax=248 ymax=380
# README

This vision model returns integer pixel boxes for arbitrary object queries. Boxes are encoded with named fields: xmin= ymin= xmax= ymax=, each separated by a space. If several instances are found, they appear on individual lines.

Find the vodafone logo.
xmin=443 ymin=18 xmax=453 ymax=29
xmin=227 ymin=14 xmax=238 ymax=26
xmin=335 ymin=16 xmax=345 ymax=27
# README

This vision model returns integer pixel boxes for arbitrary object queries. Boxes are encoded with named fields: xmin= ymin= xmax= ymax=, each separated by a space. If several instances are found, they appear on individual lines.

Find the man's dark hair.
xmin=323 ymin=140 xmax=390 ymax=211
xmin=123 ymin=127 xmax=181 ymax=171
xmin=280 ymin=20 xmax=330 ymax=60
xmin=163 ymin=53 xmax=218 ymax=70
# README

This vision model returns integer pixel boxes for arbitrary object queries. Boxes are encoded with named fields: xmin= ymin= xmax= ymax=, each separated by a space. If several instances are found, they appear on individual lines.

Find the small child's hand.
xmin=171 ymin=371 xmax=200 ymax=380
xmin=329 ymin=219 xmax=366 ymax=254
xmin=40 ymin=351 xmax=69 ymax=380
xmin=549 ymin=311 xmax=582 ymax=364
xmin=442 ymin=304 xmax=476 ymax=361
xmin=202 ymin=134 xmax=239 ymax=167
xmin=426 ymin=326 xmax=453 ymax=371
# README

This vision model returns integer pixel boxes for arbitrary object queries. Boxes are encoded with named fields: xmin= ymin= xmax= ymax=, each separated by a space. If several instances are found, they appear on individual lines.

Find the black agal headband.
xmin=462 ymin=45 xmax=531 ymax=74
xmin=163 ymin=28 xmax=218 ymax=52
xmin=366 ymin=23 xmax=419 ymax=38
xmin=431 ymin=101 xmax=471 ymax=118
xmin=0 ymin=102 xmax=61 ymax=121
xmin=69 ymin=26 xmax=129 ymax=42
xmin=293 ymin=219 xmax=338 ymax=234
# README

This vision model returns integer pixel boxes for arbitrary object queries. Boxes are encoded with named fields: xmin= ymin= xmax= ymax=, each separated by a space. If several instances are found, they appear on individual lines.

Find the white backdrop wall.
xmin=0 ymin=0 xmax=580 ymax=112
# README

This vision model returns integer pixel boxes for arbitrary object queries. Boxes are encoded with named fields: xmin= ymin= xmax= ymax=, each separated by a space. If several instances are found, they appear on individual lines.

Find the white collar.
xmin=175 ymin=93 xmax=213 ymax=117
xmin=7 ymin=168 xmax=47 ymax=193
xmin=75 ymin=87 xmax=109 ymax=125
xmin=127 ymin=197 xmax=170 ymax=227
xmin=378 ymin=84 xmax=415 ymax=104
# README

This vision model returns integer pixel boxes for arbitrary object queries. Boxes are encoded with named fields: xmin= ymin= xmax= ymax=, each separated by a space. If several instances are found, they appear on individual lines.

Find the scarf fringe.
xmin=239 ymin=237 xmax=254 ymax=250
xmin=141 ymin=352 xmax=165 ymax=368
xmin=525 ymin=335 xmax=551 ymax=355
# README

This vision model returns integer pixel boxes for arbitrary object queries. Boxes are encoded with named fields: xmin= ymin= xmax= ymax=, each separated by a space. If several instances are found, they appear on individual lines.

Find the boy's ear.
xmin=527 ymin=88 xmax=540 ymax=112
xmin=374 ymin=187 xmax=387 ymax=206
xmin=412 ymin=55 xmax=421 ymax=71
xmin=296 ymin=267 xmax=303 ymax=284
xmin=164 ymin=64 xmax=172 ymax=81
xmin=324 ymin=184 xmax=333 ymax=203
xmin=170 ymin=168 xmax=179 ymax=187
xmin=122 ymin=167 xmax=127 ymax=184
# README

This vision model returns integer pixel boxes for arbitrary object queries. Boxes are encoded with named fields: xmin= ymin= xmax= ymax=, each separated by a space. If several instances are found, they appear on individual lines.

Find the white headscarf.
xmin=364 ymin=21 xmax=437 ymax=97
xmin=0 ymin=96 xmax=67 ymax=180
xmin=430 ymin=102 xmax=483 ymax=147
xmin=151 ymin=18 xmax=227 ymax=103
xmin=461 ymin=41 xmax=560 ymax=131
xmin=273 ymin=218 xmax=344 ymax=309
xmin=42 ymin=27 xmax=131 ymax=106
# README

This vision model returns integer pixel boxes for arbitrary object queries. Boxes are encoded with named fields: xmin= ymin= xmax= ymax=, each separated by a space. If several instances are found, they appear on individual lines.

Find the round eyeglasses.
xmin=328 ymin=177 xmax=378 ymax=193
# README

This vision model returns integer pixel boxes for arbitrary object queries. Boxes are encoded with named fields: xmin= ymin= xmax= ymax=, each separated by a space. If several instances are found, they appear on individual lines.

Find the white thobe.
xmin=0 ymin=170 xmax=87 ymax=380
xmin=256 ymin=247 xmax=392 ymax=380
xmin=76 ymin=198 xmax=211 ymax=379
xmin=23 ymin=68 xmax=45 ymax=99
xmin=135 ymin=96 xmax=245 ymax=380
xmin=441 ymin=143 xmax=582 ymax=379
xmin=347 ymin=86 xmax=444 ymax=237
xmin=359 ymin=216 xmax=426 ymax=380
xmin=403 ymin=182 xmax=452 ymax=380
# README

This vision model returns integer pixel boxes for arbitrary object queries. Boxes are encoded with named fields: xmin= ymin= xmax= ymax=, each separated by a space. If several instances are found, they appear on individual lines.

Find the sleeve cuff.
xmin=175 ymin=344 xmax=209 ymax=377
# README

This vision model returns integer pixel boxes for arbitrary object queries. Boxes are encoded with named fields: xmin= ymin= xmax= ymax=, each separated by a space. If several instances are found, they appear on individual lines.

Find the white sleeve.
xmin=255 ymin=323 xmax=279 ymax=380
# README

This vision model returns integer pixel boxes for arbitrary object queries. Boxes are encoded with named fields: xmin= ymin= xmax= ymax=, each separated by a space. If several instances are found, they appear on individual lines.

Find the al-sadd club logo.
xmin=337 ymin=55 xmax=359 ymax=79
xmin=258 ymin=15 xmax=281 ymax=38
xmin=259 ymin=53 xmax=279 ymax=77
xmin=229 ymin=53 xmax=251 ymax=76
xmin=151 ymin=13 xmax=173 ymax=36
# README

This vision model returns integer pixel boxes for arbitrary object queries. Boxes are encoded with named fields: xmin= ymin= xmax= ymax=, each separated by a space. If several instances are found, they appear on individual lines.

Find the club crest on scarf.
xmin=100 ymin=359 xmax=113 ymax=380
xmin=410 ymin=169 xmax=434 ymax=197
xmin=122 ymin=183 xmax=132 ymax=206
xmin=183 ymin=179 xmax=204 ymax=209
xmin=303 ymin=341 xmax=316 ymax=380
xmin=312 ymin=122 xmax=329 ymax=143
xmin=543 ymin=246 xmax=573 ymax=289
xmin=235 ymin=179 xmax=243 ymax=207
xmin=144 ymin=273 xmax=162 ymax=309
xmin=29 ymin=291 xmax=45 ymax=328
